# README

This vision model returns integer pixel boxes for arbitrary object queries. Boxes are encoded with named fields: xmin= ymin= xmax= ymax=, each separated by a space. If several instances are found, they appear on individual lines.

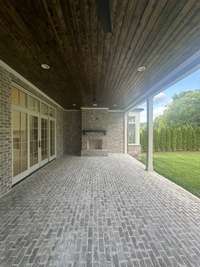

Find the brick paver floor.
xmin=0 ymin=154 xmax=200 ymax=267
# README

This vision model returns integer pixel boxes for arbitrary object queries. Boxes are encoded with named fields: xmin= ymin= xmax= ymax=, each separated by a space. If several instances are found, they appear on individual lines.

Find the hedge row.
xmin=140 ymin=126 xmax=200 ymax=152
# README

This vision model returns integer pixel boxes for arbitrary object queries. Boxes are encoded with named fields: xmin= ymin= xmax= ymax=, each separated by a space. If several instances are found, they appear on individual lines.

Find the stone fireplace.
xmin=81 ymin=108 xmax=108 ymax=156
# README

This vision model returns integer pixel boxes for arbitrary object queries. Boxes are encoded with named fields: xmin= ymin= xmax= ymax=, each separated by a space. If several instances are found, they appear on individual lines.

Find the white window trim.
xmin=127 ymin=112 xmax=141 ymax=146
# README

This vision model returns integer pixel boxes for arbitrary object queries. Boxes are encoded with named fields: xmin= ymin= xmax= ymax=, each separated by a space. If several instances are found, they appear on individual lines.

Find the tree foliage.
xmin=155 ymin=91 xmax=200 ymax=127
xmin=141 ymin=126 xmax=200 ymax=152
xmin=140 ymin=90 xmax=200 ymax=152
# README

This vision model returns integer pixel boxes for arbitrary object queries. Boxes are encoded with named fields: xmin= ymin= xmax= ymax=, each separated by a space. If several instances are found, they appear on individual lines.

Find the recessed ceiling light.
xmin=137 ymin=66 xmax=146 ymax=72
xmin=93 ymin=103 xmax=98 ymax=107
xmin=113 ymin=104 xmax=117 ymax=107
xmin=72 ymin=104 xmax=76 ymax=107
xmin=41 ymin=63 xmax=50 ymax=70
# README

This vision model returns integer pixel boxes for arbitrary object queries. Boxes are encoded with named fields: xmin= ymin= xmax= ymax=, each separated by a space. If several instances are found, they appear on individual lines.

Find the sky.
xmin=138 ymin=68 xmax=200 ymax=123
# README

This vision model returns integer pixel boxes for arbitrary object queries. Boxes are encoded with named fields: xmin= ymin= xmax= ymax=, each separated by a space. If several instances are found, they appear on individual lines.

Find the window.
xmin=41 ymin=118 xmax=48 ymax=160
xmin=128 ymin=115 xmax=136 ymax=144
xmin=11 ymin=87 xmax=27 ymax=107
xmin=11 ymin=87 xmax=19 ymax=105
xmin=49 ymin=107 xmax=56 ymax=118
xmin=28 ymin=95 xmax=40 ymax=112
xmin=29 ymin=115 xmax=39 ymax=167
xmin=41 ymin=103 xmax=49 ymax=116
xmin=12 ymin=110 xmax=28 ymax=176
xmin=50 ymin=120 xmax=55 ymax=156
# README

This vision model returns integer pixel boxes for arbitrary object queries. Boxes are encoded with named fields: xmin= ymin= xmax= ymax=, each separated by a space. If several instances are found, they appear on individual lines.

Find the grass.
xmin=139 ymin=152 xmax=200 ymax=197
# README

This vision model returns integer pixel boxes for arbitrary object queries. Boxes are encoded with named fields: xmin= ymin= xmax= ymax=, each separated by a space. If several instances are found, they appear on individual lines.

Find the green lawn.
xmin=139 ymin=152 xmax=200 ymax=197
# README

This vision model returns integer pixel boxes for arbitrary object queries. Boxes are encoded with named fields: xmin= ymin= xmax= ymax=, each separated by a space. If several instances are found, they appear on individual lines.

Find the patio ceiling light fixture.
xmin=93 ymin=103 xmax=98 ymax=107
xmin=72 ymin=104 xmax=76 ymax=107
xmin=41 ymin=63 xmax=50 ymax=70
xmin=137 ymin=66 xmax=146 ymax=72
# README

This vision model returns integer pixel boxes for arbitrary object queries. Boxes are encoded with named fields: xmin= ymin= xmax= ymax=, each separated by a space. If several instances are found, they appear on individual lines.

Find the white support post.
xmin=146 ymin=96 xmax=153 ymax=171
xmin=135 ymin=112 xmax=140 ymax=145
xmin=124 ymin=112 xmax=128 ymax=154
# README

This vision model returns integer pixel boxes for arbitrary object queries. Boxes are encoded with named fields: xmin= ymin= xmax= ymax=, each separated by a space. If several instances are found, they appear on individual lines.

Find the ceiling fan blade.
xmin=96 ymin=0 xmax=112 ymax=33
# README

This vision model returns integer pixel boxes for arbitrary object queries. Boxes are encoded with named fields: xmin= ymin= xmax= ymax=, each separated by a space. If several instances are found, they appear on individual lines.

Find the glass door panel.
xmin=30 ymin=115 xmax=39 ymax=167
xmin=12 ymin=110 xmax=28 ymax=177
xmin=41 ymin=118 xmax=48 ymax=161
xmin=50 ymin=120 xmax=55 ymax=158
xmin=21 ymin=113 xmax=28 ymax=172
xmin=12 ymin=110 xmax=20 ymax=176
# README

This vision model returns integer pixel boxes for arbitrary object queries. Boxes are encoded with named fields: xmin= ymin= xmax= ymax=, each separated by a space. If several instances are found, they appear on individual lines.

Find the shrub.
xmin=140 ymin=125 xmax=199 ymax=152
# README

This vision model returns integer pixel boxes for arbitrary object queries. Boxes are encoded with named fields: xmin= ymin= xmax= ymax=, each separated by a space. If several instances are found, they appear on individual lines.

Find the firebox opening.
xmin=88 ymin=139 xmax=103 ymax=150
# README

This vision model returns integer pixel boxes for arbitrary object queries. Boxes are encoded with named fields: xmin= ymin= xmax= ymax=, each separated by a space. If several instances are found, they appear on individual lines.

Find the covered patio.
xmin=1 ymin=154 xmax=200 ymax=266
xmin=1 ymin=1 xmax=200 ymax=266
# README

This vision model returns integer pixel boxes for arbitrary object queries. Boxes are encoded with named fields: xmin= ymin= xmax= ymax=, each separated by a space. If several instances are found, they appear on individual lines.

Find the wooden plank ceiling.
xmin=0 ymin=0 xmax=200 ymax=109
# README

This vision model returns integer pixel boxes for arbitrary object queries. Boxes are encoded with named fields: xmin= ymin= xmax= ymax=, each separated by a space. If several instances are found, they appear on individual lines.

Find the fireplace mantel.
xmin=82 ymin=129 xmax=106 ymax=135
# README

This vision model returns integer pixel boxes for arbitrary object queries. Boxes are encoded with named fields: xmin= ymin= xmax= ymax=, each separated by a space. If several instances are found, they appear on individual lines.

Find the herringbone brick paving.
xmin=0 ymin=154 xmax=200 ymax=267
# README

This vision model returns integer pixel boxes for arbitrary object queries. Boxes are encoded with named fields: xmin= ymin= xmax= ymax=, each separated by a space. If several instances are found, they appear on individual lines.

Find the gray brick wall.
xmin=81 ymin=109 xmax=108 ymax=130
xmin=107 ymin=112 xmax=125 ymax=153
xmin=56 ymin=109 xmax=64 ymax=158
xmin=0 ymin=66 xmax=12 ymax=197
xmin=64 ymin=111 xmax=81 ymax=155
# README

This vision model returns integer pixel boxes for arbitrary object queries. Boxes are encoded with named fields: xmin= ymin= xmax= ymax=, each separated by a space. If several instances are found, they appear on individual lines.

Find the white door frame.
xmin=40 ymin=115 xmax=49 ymax=166
xmin=49 ymin=118 xmax=56 ymax=161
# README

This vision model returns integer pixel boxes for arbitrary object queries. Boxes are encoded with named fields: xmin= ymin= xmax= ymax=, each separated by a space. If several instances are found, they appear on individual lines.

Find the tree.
xmin=196 ymin=127 xmax=200 ymax=151
xmin=154 ymin=129 xmax=159 ymax=152
xmin=171 ymin=128 xmax=177 ymax=151
xmin=140 ymin=90 xmax=200 ymax=152
xmin=155 ymin=91 xmax=200 ymax=127
xmin=140 ymin=128 xmax=147 ymax=152
xmin=159 ymin=128 xmax=166 ymax=152
xmin=182 ymin=126 xmax=188 ymax=151
xmin=166 ymin=127 xmax=171 ymax=151
xmin=187 ymin=126 xmax=193 ymax=151
xmin=176 ymin=127 xmax=183 ymax=151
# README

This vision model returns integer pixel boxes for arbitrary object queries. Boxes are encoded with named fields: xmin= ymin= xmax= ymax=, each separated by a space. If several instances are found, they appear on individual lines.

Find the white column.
xmin=124 ymin=112 xmax=128 ymax=153
xmin=146 ymin=96 xmax=153 ymax=171
xmin=135 ymin=113 xmax=140 ymax=145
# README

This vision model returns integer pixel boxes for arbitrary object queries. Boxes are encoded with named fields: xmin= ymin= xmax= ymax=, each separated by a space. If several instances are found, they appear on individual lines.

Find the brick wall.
xmin=56 ymin=109 xmax=64 ymax=158
xmin=0 ymin=66 xmax=12 ymax=197
xmin=81 ymin=109 xmax=108 ymax=131
xmin=107 ymin=112 xmax=125 ymax=153
xmin=64 ymin=111 xmax=81 ymax=155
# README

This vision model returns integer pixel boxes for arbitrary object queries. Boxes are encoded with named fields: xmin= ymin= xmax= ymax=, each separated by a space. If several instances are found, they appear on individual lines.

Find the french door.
xmin=11 ymin=86 xmax=56 ymax=185
xmin=49 ymin=118 xmax=56 ymax=160
xmin=12 ymin=110 xmax=29 ymax=184
xmin=29 ymin=114 xmax=51 ymax=169
xmin=40 ymin=116 xmax=49 ymax=166
xmin=29 ymin=114 xmax=40 ymax=172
